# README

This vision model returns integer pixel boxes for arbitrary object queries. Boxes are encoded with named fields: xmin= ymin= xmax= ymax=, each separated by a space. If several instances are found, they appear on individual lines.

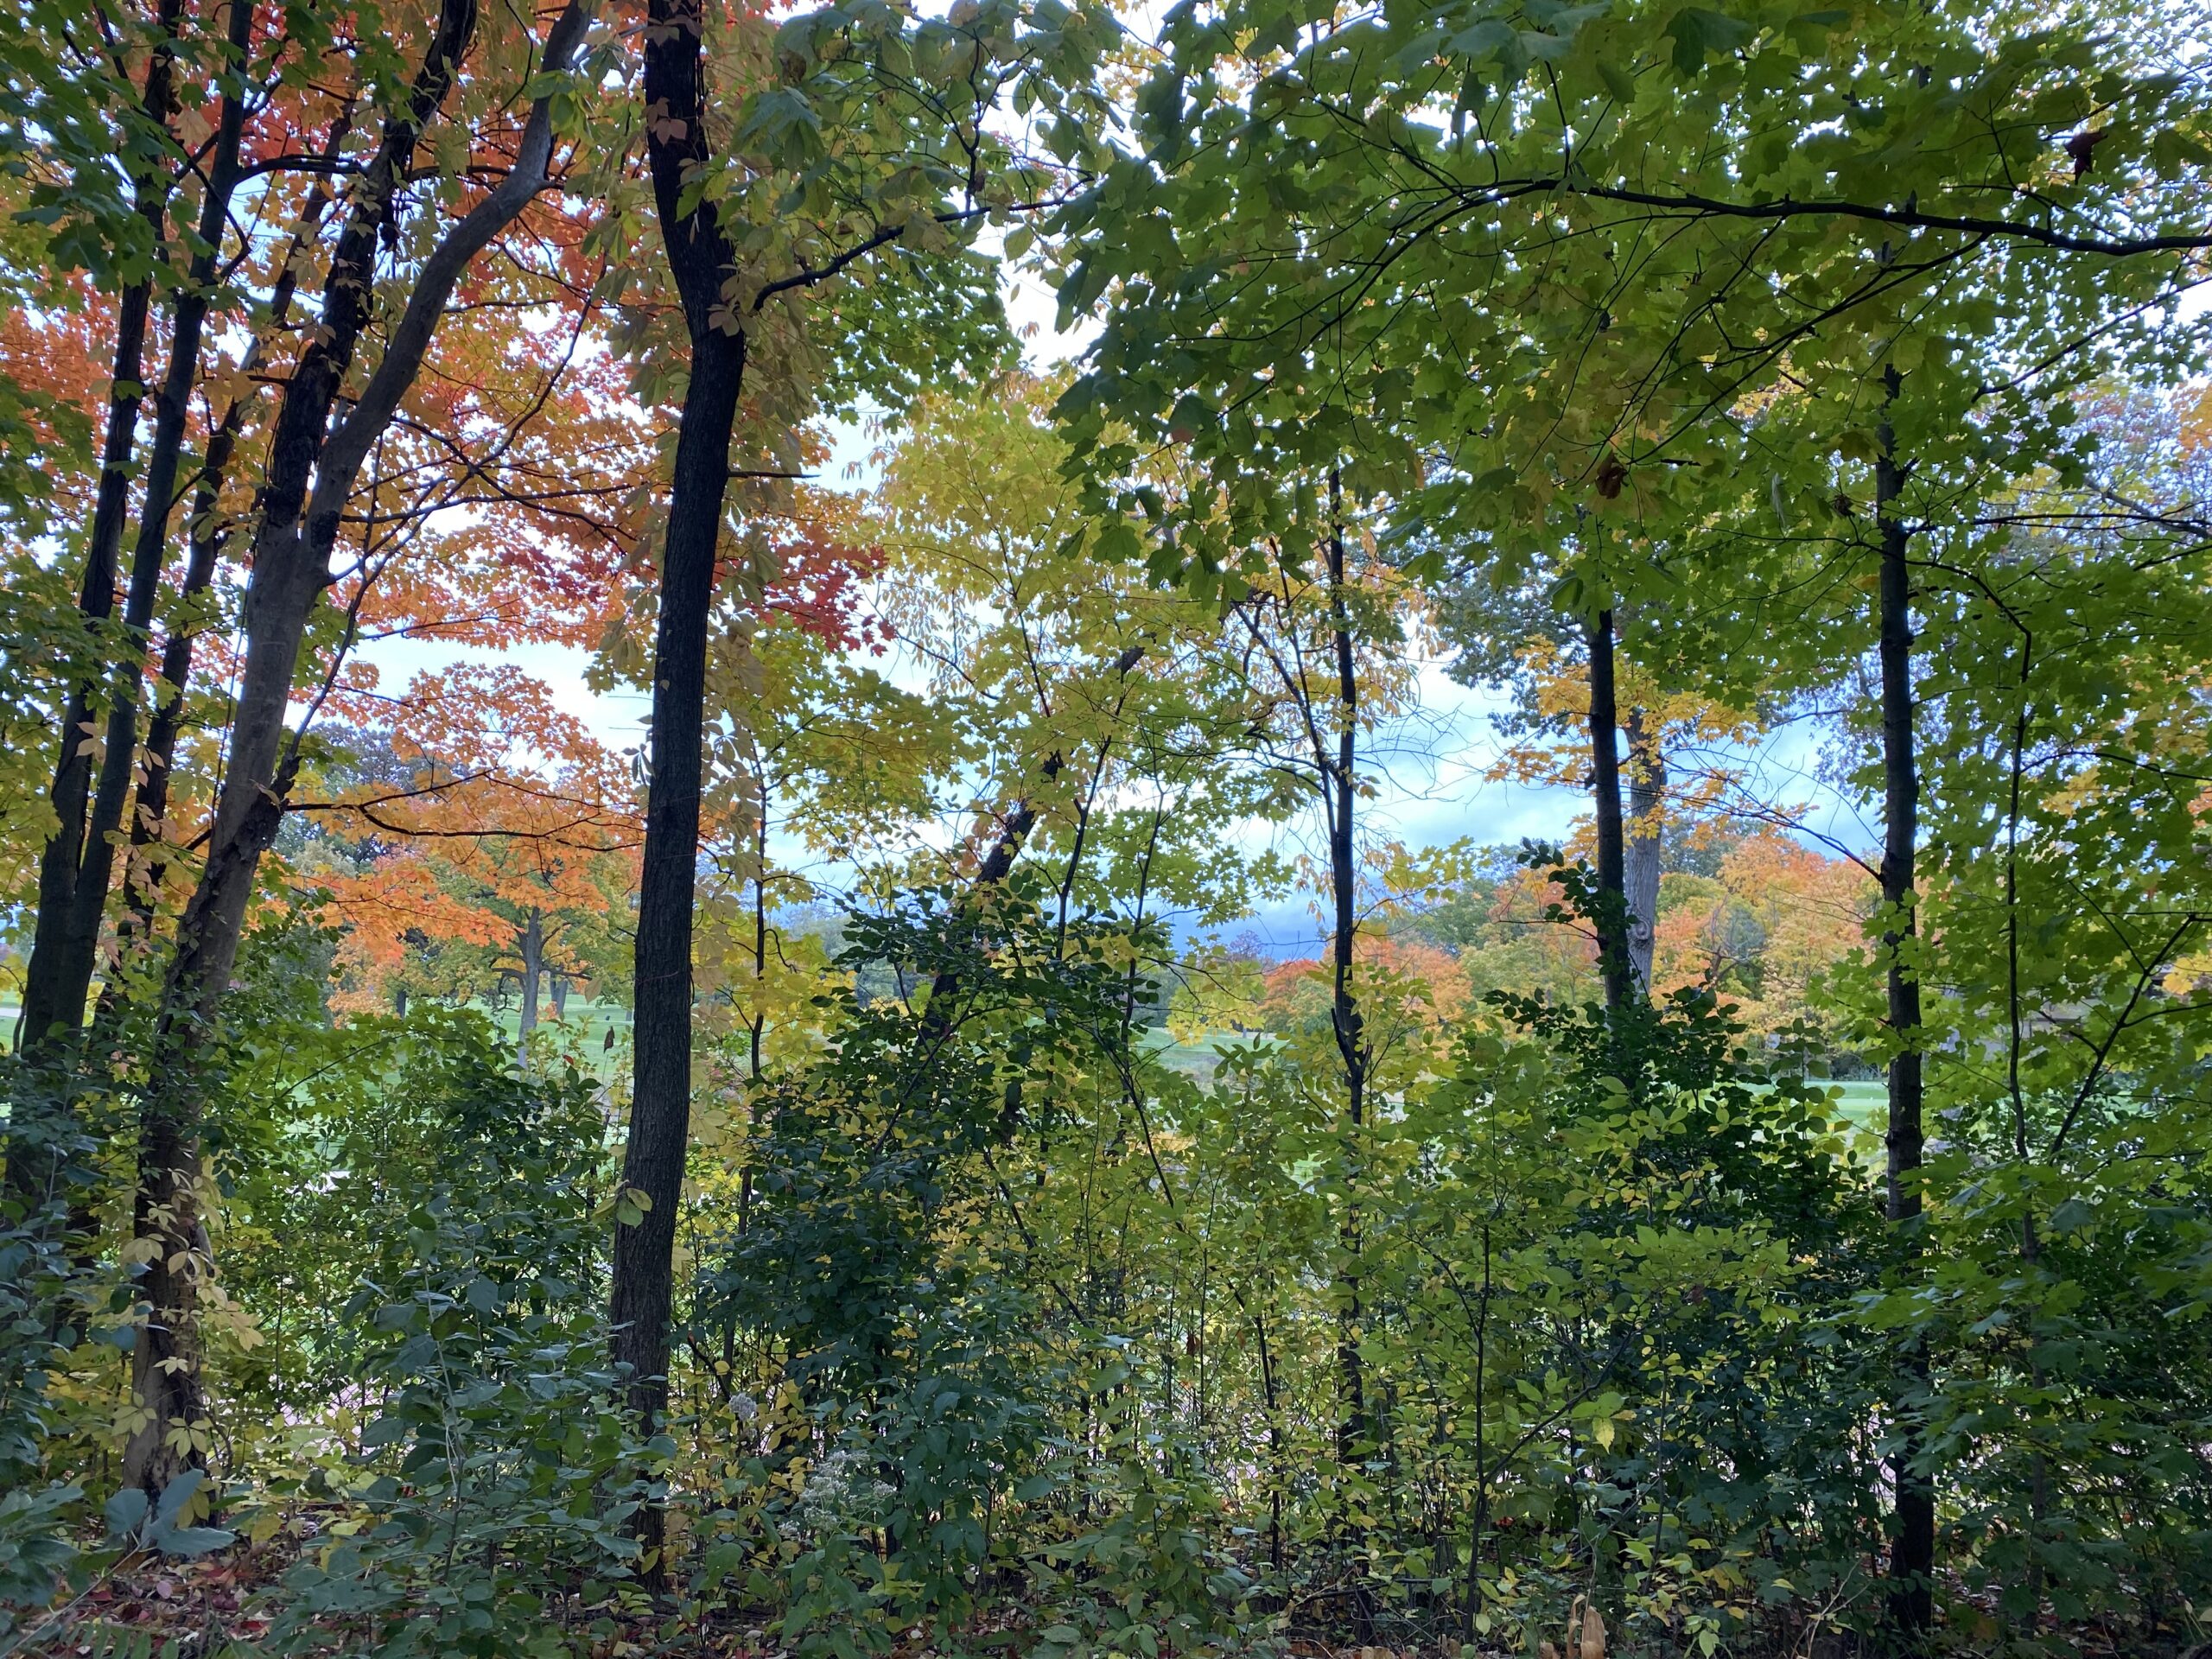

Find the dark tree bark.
xmin=123 ymin=0 xmax=480 ymax=1495
xmin=919 ymin=644 xmax=1143 ymax=1032
xmin=747 ymin=785 xmax=769 ymax=1081
xmin=124 ymin=0 xmax=595 ymax=1494
xmin=6 ymin=0 xmax=183 ymax=1205
xmin=1876 ymin=378 xmax=1935 ymax=1650
xmin=111 ymin=410 xmax=243 ymax=976
xmin=1586 ymin=608 xmax=1633 ymax=1011
xmin=609 ymin=0 xmax=748 ymax=1549
xmin=55 ymin=0 xmax=259 ymax=1052
xmin=1229 ymin=502 xmax=1373 ymax=1625
xmin=109 ymin=116 xmax=351 ymax=979
xmin=1320 ymin=489 xmax=1372 ymax=1637
xmin=1252 ymin=1308 xmax=1284 ymax=1582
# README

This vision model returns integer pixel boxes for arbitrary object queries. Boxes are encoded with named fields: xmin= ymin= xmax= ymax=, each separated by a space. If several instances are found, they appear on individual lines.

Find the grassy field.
xmin=1820 ymin=1078 xmax=1889 ymax=1122
xmin=1140 ymin=1026 xmax=1274 ymax=1088
xmin=484 ymin=997 xmax=632 ymax=1047
xmin=1141 ymin=1028 xmax=1889 ymax=1139
xmin=1809 ymin=1077 xmax=1889 ymax=1157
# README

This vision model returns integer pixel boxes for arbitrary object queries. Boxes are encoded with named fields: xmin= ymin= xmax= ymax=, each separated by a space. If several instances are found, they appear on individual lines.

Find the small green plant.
xmin=238 ymin=1016 xmax=652 ymax=1658
xmin=101 ymin=1470 xmax=234 ymax=1561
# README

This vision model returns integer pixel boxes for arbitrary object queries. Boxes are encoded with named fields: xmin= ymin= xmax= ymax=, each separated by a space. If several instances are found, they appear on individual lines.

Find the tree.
xmin=1462 ymin=627 xmax=1773 ymax=995
xmin=1049 ymin=0 xmax=2211 ymax=1620
xmin=3 ymin=0 xmax=2212 ymax=1648
xmin=5 ymin=0 xmax=204 ymax=1202
xmin=302 ymin=667 xmax=641 ymax=1052
xmin=123 ymin=0 xmax=604 ymax=1493
xmin=605 ymin=0 xmax=1117 ymax=1546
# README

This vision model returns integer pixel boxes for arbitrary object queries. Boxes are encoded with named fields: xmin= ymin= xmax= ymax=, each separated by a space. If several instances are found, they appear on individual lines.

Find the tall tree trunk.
xmin=123 ymin=0 xmax=477 ymax=1496
xmin=1999 ymin=633 xmax=2050 ymax=1629
xmin=111 ymin=422 xmax=240 ymax=976
xmin=1252 ymin=1307 xmax=1284 ymax=1584
xmin=123 ymin=0 xmax=596 ymax=1494
xmin=110 ymin=116 xmax=351 ymax=982
xmin=6 ymin=0 xmax=182 ymax=1204
xmin=749 ymin=783 xmax=769 ymax=1082
xmin=518 ymin=907 xmax=543 ymax=1055
xmin=610 ymin=327 xmax=742 ymax=1564
xmin=1586 ymin=608 xmax=1633 ymax=1011
xmin=1461 ymin=1216 xmax=1494 ymax=1638
xmin=58 ymin=0 xmax=258 ymax=1051
xmin=1323 ymin=486 xmax=1372 ymax=1638
xmin=1622 ymin=705 xmax=1664 ymax=995
xmin=1876 ymin=377 xmax=1935 ymax=1650
xmin=609 ymin=0 xmax=747 ymax=1569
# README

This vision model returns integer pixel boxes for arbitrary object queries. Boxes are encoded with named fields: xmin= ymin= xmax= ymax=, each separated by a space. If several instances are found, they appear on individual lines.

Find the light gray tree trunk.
xmin=518 ymin=909 xmax=543 ymax=1056
xmin=1623 ymin=706 xmax=1666 ymax=995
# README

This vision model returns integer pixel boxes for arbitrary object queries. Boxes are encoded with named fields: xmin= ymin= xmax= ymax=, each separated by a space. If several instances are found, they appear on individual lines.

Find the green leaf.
xmin=2048 ymin=1198 xmax=2094 ymax=1234
xmin=105 ymin=1486 xmax=149 ymax=1538
xmin=702 ymin=1540 xmax=747 ymax=1582
xmin=159 ymin=1525 xmax=236 ymax=1559
xmin=152 ymin=1470 xmax=205 ymax=1529
xmin=1667 ymin=7 xmax=1756 ymax=75
xmin=1446 ymin=19 xmax=1516 ymax=61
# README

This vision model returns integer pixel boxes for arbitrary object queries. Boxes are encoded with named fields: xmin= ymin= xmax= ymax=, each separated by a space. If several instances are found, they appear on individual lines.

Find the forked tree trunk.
xmin=5 ymin=0 xmax=182 ymax=1208
xmin=109 ymin=118 xmax=350 ymax=990
xmin=123 ymin=0 xmax=596 ymax=1493
xmin=111 ymin=111 xmax=353 ymax=995
xmin=59 ymin=0 xmax=258 ymax=1052
xmin=123 ymin=0 xmax=479 ymax=1495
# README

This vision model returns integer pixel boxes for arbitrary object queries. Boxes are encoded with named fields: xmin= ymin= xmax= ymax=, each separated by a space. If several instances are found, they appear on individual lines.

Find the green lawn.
xmin=1813 ymin=1079 xmax=1888 ymax=1155
xmin=8 ymin=993 xmax=1895 ymax=1143
xmin=480 ymin=998 xmax=633 ymax=1076
xmin=1140 ymin=1025 xmax=1279 ymax=1087
xmin=1821 ymin=1078 xmax=1889 ymax=1122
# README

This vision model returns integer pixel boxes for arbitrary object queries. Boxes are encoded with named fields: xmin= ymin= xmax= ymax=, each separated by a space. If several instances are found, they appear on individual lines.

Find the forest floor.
xmin=24 ymin=1534 xmax=2202 ymax=1659
xmin=19 ymin=1534 xmax=1439 ymax=1659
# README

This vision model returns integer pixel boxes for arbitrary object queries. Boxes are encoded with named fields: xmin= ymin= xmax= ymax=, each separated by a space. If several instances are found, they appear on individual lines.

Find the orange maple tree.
xmin=1649 ymin=829 xmax=1872 ymax=1039
xmin=303 ymin=664 xmax=639 ymax=1030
